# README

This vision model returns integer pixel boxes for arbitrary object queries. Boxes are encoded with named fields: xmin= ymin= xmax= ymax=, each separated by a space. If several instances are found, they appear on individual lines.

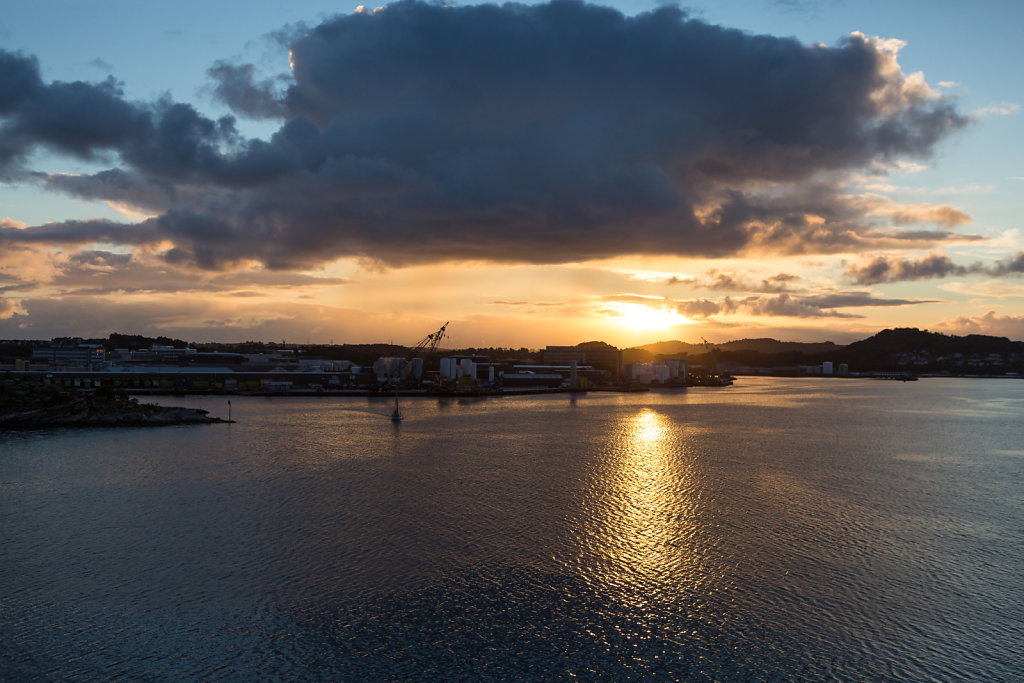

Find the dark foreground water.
xmin=2 ymin=377 xmax=1022 ymax=681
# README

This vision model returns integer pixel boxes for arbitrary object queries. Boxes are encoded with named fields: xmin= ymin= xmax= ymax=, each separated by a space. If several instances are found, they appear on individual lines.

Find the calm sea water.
xmin=2 ymin=377 xmax=1022 ymax=681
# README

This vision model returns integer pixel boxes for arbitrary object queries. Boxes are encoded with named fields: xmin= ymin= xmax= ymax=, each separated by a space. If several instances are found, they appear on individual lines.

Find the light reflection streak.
xmin=569 ymin=408 xmax=707 ymax=609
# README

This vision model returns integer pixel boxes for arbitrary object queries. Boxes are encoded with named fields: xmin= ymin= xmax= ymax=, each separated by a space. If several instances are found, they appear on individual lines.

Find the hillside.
xmin=627 ymin=329 xmax=1023 ymax=375
xmin=833 ymin=328 xmax=1024 ymax=371
xmin=634 ymin=337 xmax=840 ymax=357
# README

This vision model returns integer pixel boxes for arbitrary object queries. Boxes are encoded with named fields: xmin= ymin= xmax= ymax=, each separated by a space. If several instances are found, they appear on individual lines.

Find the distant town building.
xmin=373 ymin=356 xmax=408 ymax=382
xmin=543 ymin=343 xmax=621 ymax=377
xmin=31 ymin=343 xmax=106 ymax=368
xmin=623 ymin=359 xmax=686 ymax=385
xmin=123 ymin=345 xmax=196 ymax=363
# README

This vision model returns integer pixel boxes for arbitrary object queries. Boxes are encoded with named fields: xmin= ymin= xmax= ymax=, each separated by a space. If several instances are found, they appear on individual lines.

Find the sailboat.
xmin=390 ymin=390 xmax=404 ymax=422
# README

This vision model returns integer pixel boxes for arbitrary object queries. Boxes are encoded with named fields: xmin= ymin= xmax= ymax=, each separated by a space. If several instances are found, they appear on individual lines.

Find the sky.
xmin=1 ymin=0 xmax=1022 ymax=349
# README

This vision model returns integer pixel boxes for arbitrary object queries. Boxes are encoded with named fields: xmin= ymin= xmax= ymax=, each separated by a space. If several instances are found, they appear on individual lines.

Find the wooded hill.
xmin=628 ymin=328 xmax=1024 ymax=374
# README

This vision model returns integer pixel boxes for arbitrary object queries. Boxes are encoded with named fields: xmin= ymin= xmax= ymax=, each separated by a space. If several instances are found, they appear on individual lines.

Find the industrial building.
xmin=542 ymin=343 xmax=622 ymax=377
xmin=31 ymin=343 xmax=106 ymax=368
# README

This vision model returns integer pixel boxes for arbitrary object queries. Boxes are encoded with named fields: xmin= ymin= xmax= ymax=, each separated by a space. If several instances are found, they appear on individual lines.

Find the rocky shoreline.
xmin=1 ymin=375 xmax=230 ymax=429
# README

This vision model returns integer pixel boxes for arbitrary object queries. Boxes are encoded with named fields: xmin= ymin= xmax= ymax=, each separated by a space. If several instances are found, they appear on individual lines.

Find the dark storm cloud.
xmin=2 ymin=1 xmax=971 ymax=268
xmin=0 ymin=218 xmax=160 ymax=247
xmin=845 ymin=251 xmax=1024 ymax=284
xmin=0 ymin=52 xmax=149 ymax=175
xmin=207 ymin=62 xmax=289 ymax=119
xmin=0 ymin=51 xmax=278 ymax=187
xmin=42 ymin=168 xmax=179 ymax=211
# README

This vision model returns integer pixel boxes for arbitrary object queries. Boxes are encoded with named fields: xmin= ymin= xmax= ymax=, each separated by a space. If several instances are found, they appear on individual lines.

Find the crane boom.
xmin=410 ymin=321 xmax=449 ymax=357
xmin=702 ymin=337 xmax=719 ymax=372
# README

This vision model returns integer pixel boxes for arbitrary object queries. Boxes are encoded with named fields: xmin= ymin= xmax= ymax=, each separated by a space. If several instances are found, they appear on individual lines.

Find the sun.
xmin=608 ymin=302 xmax=693 ymax=332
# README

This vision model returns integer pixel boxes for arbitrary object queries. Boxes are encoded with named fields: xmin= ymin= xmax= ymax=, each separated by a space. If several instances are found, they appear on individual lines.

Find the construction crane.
xmin=701 ymin=337 xmax=718 ymax=371
xmin=402 ymin=322 xmax=449 ymax=386
xmin=410 ymin=321 xmax=449 ymax=357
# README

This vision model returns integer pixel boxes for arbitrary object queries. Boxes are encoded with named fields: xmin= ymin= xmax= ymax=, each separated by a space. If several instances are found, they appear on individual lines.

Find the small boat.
xmin=390 ymin=393 xmax=404 ymax=422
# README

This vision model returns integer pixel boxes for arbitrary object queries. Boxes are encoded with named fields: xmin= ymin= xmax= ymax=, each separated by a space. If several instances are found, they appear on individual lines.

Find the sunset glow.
xmin=605 ymin=302 xmax=694 ymax=333
xmin=0 ymin=0 xmax=1021 ymax=347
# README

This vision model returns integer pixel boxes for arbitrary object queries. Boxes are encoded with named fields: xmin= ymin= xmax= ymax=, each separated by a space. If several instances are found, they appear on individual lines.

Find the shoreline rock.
xmin=1 ymin=375 xmax=230 ymax=430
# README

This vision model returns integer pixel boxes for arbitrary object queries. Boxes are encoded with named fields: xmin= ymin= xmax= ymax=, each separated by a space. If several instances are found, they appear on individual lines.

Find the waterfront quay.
xmin=3 ymin=339 xmax=734 ymax=396
xmin=19 ymin=368 xmax=661 ymax=397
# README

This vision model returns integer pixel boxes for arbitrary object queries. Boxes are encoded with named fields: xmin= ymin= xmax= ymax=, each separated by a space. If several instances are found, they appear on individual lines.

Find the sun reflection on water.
xmin=567 ymin=408 xmax=711 ymax=609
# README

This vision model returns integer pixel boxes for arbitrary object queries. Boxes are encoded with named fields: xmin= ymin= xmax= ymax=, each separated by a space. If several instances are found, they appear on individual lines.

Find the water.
xmin=2 ymin=377 xmax=1022 ymax=680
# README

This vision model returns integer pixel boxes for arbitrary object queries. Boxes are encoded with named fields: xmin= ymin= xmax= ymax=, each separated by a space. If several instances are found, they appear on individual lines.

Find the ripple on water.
xmin=2 ymin=380 xmax=1023 ymax=680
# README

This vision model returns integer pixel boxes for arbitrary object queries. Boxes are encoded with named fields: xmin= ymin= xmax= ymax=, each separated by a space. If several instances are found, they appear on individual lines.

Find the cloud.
xmin=0 ymin=51 xmax=152 ymax=175
xmin=990 ymin=252 xmax=1024 ymax=276
xmin=0 ymin=295 xmax=302 ymax=340
xmin=845 ymin=250 xmax=1024 ymax=284
xmin=0 ymin=218 xmax=161 ymax=247
xmin=737 ymin=293 xmax=861 ymax=318
xmin=794 ymin=291 xmax=935 ymax=308
xmin=937 ymin=311 xmax=1024 ymax=339
xmin=41 ymin=169 xmax=179 ymax=214
xmin=676 ymin=298 xmax=728 ymax=318
xmin=67 ymin=249 xmax=132 ymax=270
xmin=47 ymin=253 xmax=351 ymax=296
xmin=1 ymin=1 xmax=969 ymax=269
xmin=732 ymin=291 xmax=933 ymax=318
xmin=206 ymin=61 xmax=289 ymax=119
xmin=605 ymin=288 xmax=930 ymax=321
xmin=723 ymin=186 xmax=979 ymax=256
xmin=939 ymin=280 xmax=1024 ymax=299
xmin=0 ymin=296 xmax=19 ymax=319
xmin=89 ymin=58 xmax=114 ymax=71
xmin=488 ymin=299 xmax=568 ymax=307
xmin=845 ymin=251 xmax=966 ymax=284
xmin=973 ymin=102 xmax=1020 ymax=117
xmin=697 ymin=270 xmax=802 ymax=293
xmin=0 ymin=294 xmax=457 ymax=345
xmin=0 ymin=240 xmax=352 ymax=300
xmin=0 ymin=279 xmax=38 ymax=294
